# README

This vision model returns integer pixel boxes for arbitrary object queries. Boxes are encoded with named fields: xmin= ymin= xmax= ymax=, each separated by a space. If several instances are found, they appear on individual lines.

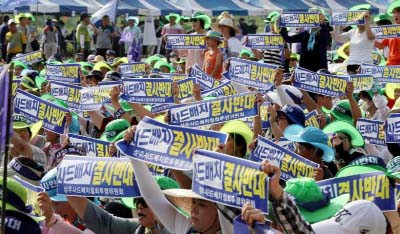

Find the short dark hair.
xmin=229 ymin=133 xmax=247 ymax=157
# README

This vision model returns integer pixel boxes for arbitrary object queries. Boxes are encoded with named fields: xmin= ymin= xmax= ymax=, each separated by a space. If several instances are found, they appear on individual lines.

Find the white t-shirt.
xmin=228 ymin=37 xmax=243 ymax=55
xmin=337 ymin=29 xmax=374 ymax=65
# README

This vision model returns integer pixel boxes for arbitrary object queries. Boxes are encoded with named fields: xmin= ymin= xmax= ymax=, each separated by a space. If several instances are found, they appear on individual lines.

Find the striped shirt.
xmin=263 ymin=49 xmax=282 ymax=67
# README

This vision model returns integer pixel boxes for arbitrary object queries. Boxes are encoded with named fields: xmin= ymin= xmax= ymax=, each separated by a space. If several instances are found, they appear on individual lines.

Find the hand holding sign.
xmin=260 ymin=161 xmax=283 ymax=201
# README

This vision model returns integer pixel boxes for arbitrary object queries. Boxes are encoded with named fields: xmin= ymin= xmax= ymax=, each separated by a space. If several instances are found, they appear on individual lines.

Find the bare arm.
xmin=87 ymin=111 xmax=105 ymax=129
xmin=67 ymin=196 xmax=89 ymax=220
xmin=10 ymin=133 xmax=33 ymax=159
xmin=128 ymin=103 xmax=156 ymax=120
xmin=365 ymin=14 xmax=375 ymax=41
xmin=346 ymin=82 xmax=362 ymax=126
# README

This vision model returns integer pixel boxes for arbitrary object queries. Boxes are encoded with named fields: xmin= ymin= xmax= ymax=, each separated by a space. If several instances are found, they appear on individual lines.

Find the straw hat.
xmin=163 ymin=189 xmax=204 ymax=215
xmin=218 ymin=17 xmax=240 ymax=34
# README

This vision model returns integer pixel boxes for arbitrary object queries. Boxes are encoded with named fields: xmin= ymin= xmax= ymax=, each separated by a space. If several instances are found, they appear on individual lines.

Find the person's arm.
xmin=279 ymin=27 xmax=305 ymax=44
xmin=330 ymin=26 xmax=351 ymax=44
xmin=210 ymin=53 xmax=223 ymax=78
xmin=301 ymin=90 xmax=323 ymax=115
xmin=21 ymin=33 xmax=27 ymax=52
xmin=364 ymin=13 xmax=375 ymax=41
xmin=110 ymin=86 xmax=132 ymax=123
xmin=260 ymin=161 xmax=315 ymax=234
xmin=268 ymin=106 xmax=283 ymax=140
xmin=127 ymin=103 xmax=155 ymax=120
xmin=124 ymin=127 xmax=191 ymax=233
xmin=346 ymin=82 xmax=361 ymax=126
xmin=68 ymin=196 xmax=138 ymax=234
xmin=170 ymin=170 xmax=192 ymax=189
xmin=87 ymin=111 xmax=106 ymax=129
xmin=374 ymin=39 xmax=387 ymax=49
xmin=10 ymin=133 xmax=33 ymax=159
xmin=253 ymin=94 xmax=264 ymax=140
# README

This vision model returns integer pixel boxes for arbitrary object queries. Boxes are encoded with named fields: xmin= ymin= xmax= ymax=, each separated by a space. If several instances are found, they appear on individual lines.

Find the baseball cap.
xmin=8 ymin=19 xmax=16 ymax=25
xmin=277 ymin=104 xmax=306 ymax=126
xmin=312 ymin=200 xmax=386 ymax=234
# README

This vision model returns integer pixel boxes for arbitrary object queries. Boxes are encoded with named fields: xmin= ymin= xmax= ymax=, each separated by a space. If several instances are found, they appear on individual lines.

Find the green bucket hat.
xmin=191 ymin=12 xmax=211 ymax=29
xmin=330 ymin=100 xmax=354 ymax=124
xmin=12 ymin=60 xmax=28 ymax=70
xmin=323 ymin=120 xmax=364 ymax=147
xmin=121 ymin=175 xmax=180 ymax=209
xmin=79 ymin=62 xmax=94 ymax=70
xmin=387 ymin=0 xmax=400 ymax=16
xmin=100 ymin=119 xmax=130 ymax=142
xmin=374 ymin=13 xmax=391 ymax=22
xmin=145 ymin=55 xmax=163 ymax=65
xmin=349 ymin=4 xmax=371 ymax=11
xmin=265 ymin=11 xmax=280 ymax=23
xmin=240 ymin=48 xmax=253 ymax=58
xmin=0 ymin=176 xmax=45 ymax=222
xmin=219 ymin=120 xmax=253 ymax=156
xmin=336 ymin=156 xmax=400 ymax=179
xmin=165 ymin=13 xmax=181 ymax=23
xmin=35 ymin=76 xmax=48 ymax=89
xmin=284 ymin=177 xmax=350 ymax=224
xmin=154 ymin=60 xmax=176 ymax=72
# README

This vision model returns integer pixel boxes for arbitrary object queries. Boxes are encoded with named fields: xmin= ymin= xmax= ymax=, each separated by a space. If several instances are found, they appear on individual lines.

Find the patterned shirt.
xmin=272 ymin=192 xmax=315 ymax=234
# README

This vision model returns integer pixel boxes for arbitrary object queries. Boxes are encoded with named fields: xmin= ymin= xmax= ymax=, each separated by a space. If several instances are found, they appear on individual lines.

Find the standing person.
xmin=218 ymin=15 xmax=242 ymax=58
xmin=26 ymin=13 xmax=39 ymax=52
xmin=279 ymin=8 xmax=332 ymax=72
xmin=0 ymin=15 xmax=10 ymax=61
xmin=41 ymin=19 xmax=59 ymax=60
xmin=93 ymin=15 xmax=116 ymax=58
xmin=161 ymin=13 xmax=184 ymax=57
xmin=5 ymin=19 xmax=26 ymax=62
xmin=248 ymin=19 xmax=258 ymax=34
xmin=54 ymin=19 xmax=67 ymax=56
xmin=76 ymin=13 xmax=91 ymax=59
xmin=331 ymin=5 xmax=375 ymax=74
xmin=375 ymin=1 xmax=400 ymax=65
xmin=123 ymin=16 xmax=141 ymax=55
xmin=203 ymin=30 xmax=223 ymax=79
xmin=238 ymin=18 xmax=249 ymax=36
xmin=16 ymin=13 xmax=28 ymax=39
xmin=186 ymin=12 xmax=211 ymax=72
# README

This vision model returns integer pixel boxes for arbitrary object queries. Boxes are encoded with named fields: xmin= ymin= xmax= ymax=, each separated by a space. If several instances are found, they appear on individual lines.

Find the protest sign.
xmin=121 ymin=78 xmax=174 ymax=104
xmin=50 ymin=81 xmax=81 ymax=109
xmin=13 ymin=176 xmax=44 ymax=193
xmin=68 ymin=134 xmax=111 ymax=157
xmin=57 ymin=156 xmax=141 ymax=197
xmin=356 ymin=118 xmax=385 ymax=145
xmin=372 ymin=25 xmax=400 ymax=39
xmin=305 ymin=110 xmax=319 ymax=128
xmin=161 ymin=73 xmax=187 ymax=81
xmin=331 ymin=11 xmax=366 ymax=26
xmin=201 ymin=81 xmax=237 ymax=98
xmin=385 ymin=113 xmax=400 ymax=143
xmin=46 ymin=63 xmax=81 ymax=83
xmin=177 ymin=77 xmax=195 ymax=100
xmin=166 ymin=34 xmax=206 ymax=50
xmin=150 ymin=104 xmax=171 ymax=113
xmin=116 ymin=116 xmax=228 ymax=170
xmin=318 ymin=171 xmax=397 ymax=211
xmin=277 ymin=137 xmax=296 ymax=152
xmin=119 ymin=62 xmax=146 ymax=76
xmin=193 ymin=149 xmax=269 ymax=213
xmin=294 ymin=67 xmax=347 ymax=96
xmin=234 ymin=216 xmax=274 ymax=234
xmin=250 ymin=135 xmax=319 ymax=180
xmin=360 ymin=63 xmax=400 ymax=83
xmin=351 ymin=74 xmax=374 ymax=92
xmin=80 ymin=82 xmax=119 ymax=111
xmin=228 ymin=58 xmax=278 ymax=90
xmin=396 ymin=184 xmax=400 ymax=202
xmin=246 ymin=34 xmax=284 ymax=50
xmin=15 ymin=90 xmax=68 ymax=134
xmin=169 ymin=92 xmax=257 ymax=127
xmin=280 ymin=12 xmax=320 ymax=27
xmin=189 ymin=64 xmax=225 ymax=90
xmin=13 ymin=51 xmax=43 ymax=65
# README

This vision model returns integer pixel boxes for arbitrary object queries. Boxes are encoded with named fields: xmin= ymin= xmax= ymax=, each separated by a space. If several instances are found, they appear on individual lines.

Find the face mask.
xmin=360 ymin=101 xmax=370 ymax=112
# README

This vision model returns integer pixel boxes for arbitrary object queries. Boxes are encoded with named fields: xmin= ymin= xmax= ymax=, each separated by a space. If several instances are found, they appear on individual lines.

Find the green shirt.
xmin=76 ymin=23 xmax=90 ymax=50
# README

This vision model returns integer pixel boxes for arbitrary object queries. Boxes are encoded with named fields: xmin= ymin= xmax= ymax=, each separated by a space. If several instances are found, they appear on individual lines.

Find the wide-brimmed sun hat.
xmin=204 ymin=30 xmax=222 ymax=42
xmin=323 ymin=120 xmax=364 ymax=147
xmin=165 ymin=13 xmax=181 ymax=23
xmin=40 ymin=167 xmax=67 ymax=202
xmin=285 ymin=177 xmax=349 ymax=224
xmin=388 ymin=0 xmax=400 ymax=16
xmin=191 ymin=12 xmax=211 ymax=29
xmin=100 ymin=119 xmax=131 ymax=142
xmin=219 ymin=120 xmax=253 ymax=155
xmin=162 ymin=189 xmax=204 ymax=216
xmin=218 ymin=17 xmax=240 ymax=34
xmin=284 ymin=124 xmax=334 ymax=162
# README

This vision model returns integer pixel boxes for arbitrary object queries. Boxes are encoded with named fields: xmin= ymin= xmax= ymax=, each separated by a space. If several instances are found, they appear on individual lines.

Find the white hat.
xmin=312 ymin=200 xmax=386 ymax=234
xmin=267 ymin=85 xmax=303 ymax=107
xmin=8 ymin=19 xmax=16 ymax=25
xmin=218 ymin=17 xmax=239 ymax=34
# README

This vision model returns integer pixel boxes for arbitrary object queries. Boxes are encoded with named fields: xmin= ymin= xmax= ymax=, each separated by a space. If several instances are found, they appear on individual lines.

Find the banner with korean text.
xmin=246 ymin=34 xmax=284 ymax=50
xmin=280 ymin=12 xmax=320 ymax=27
xmin=169 ymin=92 xmax=257 ymax=127
xmin=356 ymin=118 xmax=385 ymax=145
xmin=46 ymin=63 xmax=81 ymax=83
xmin=250 ymin=135 xmax=319 ymax=180
xmin=116 ymin=116 xmax=228 ymax=170
xmin=15 ymin=90 xmax=68 ymax=134
xmin=121 ymin=78 xmax=174 ymax=104
xmin=193 ymin=149 xmax=269 ymax=213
